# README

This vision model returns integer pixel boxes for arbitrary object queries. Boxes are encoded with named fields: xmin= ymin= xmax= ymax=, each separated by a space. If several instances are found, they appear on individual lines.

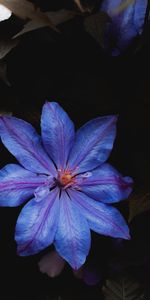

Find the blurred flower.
xmin=100 ymin=0 xmax=148 ymax=55
xmin=38 ymin=250 xmax=66 ymax=278
xmin=0 ymin=102 xmax=133 ymax=269
xmin=0 ymin=4 xmax=12 ymax=22
xmin=39 ymin=250 xmax=101 ymax=285
xmin=81 ymin=266 xmax=102 ymax=286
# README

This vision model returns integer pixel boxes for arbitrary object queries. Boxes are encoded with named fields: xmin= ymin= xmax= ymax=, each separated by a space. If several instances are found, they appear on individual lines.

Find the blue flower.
xmin=0 ymin=102 xmax=133 ymax=269
xmin=100 ymin=0 xmax=148 ymax=55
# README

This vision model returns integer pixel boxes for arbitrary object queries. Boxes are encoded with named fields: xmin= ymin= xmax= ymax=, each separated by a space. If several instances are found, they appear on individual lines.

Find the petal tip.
xmin=112 ymin=114 xmax=118 ymax=122
xmin=123 ymin=230 xmax=131 ymax=240
xmin=42 ymin=101 xmax=61 ymax=114
xmin=126 ymin=233 xmax=131 ymax=240
xmin=16 ymin=243 xmax=27 ymax=256
xmin=44 ymin=100 xmax=58 ymax=107
xmin=72 ymin=255 xmax=87 ymax=270
xmin=125 ymin=176 xmax=134 ymax=186
xmin=16 ymin=248 xmax=23 ymax=256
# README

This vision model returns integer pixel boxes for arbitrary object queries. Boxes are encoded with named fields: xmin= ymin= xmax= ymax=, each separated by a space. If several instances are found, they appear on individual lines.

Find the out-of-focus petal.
xmin=82 ymin=266 xmax=102 ymax=286
xmin=41 ymin=102 xmax=75 ymax=170
xmin=54 ymin=191 xmax=91 ymax=269
xmin=67 ymin=115 xmax=117 ymax=174
xmin=69 ymin=189 xmax=130 ymax=240
xmin=15 ymin=188 xmax=59 ymax=256
xmin=76 ymin=163 xmax=133 ymax=203
xmin=38 ymin=250 xmax=66 ymax=277
xmin=100 ymin=0 xmax=148 ymax=56
xmin=0 ymin=4 xmax=12 ymax=22
xmin=0 ymin=116 xmax=56 ymax=175
xmin=0 ymin=164 xmax=47 ymax=206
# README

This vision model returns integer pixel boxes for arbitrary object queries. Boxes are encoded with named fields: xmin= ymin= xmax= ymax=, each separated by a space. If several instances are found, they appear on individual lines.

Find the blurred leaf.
xmin=13 ymin=9 xmax=76 ymax=38
xmin=0 ymin=38 xmax=18 ymax=86
xmin=0 ymin=38 xmax=18 ymax=60
xmin=84 ymin=12 xmax=110 ymax=48
xmin=74 ymin=0 xmax=92 ymax=13
xmin=0 ymin=0 xmax=57 ymax=31
xmin=46 ymin=10 xmax=76 ymax=26
xmin=74 ymin=0 xmax=86 ymax=12
xmin=0 ymin=60 xmax=11 ymax=86
xmin=102 ymin=275 xmax=145 ymax=300
xmin=129 ymin=187 xmax=150 ymax=222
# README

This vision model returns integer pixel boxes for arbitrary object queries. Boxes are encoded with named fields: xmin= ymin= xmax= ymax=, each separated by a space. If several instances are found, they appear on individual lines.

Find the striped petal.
xmin=41 ymin=102 xmax=75 ymax=170
xmin=0 ymin=164 xmax=47 ymax=206
xmin=0 ymin=116 xmax=56 ymax=175
xmin=67 ymin=115 xmax=117 ymax=174
xmin=15 ymin=188 xmax=59 ymax=256
xmin=76 ymin=163 xmax=133 ymax=203
xmin=69 ymin=189 xmax=130 ymax=240
xmin=54 ymin=191 xmax=91 ymax=269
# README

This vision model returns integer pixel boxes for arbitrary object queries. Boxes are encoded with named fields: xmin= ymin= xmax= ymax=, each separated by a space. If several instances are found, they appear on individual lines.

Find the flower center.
xmin=57 ymin=170 xmax=74 ymax=188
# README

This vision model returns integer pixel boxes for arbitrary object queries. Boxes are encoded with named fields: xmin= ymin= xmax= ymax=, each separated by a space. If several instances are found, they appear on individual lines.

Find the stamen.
xmin=57 ymin=170 xmax=75 ymax=188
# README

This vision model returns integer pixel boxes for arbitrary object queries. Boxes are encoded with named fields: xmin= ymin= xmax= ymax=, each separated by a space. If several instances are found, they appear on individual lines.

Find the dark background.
xmin=0 ymin=1 xmax=150 ymax=299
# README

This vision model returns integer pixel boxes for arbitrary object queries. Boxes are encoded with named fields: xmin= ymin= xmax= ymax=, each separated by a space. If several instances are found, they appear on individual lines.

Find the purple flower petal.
xmin=69 ymin=189 xmax=130 ymax=240
xmin=15 ymin=188 xmax=60 ymax=256
xmin=0 ymin=116 xmax=56 ymax=175
xmin=54 ymin=191 xmax=91 ymax=269
xmin=100 ymin=0 xmax=148 ymax=56
xmin=76 ymin=163 xmax=133 ymax=203
xmin=41 ymin=102 xmax=75 ymax=170
xmin=0 ymin=164 xmax=47 ymax=206
xmin=67 ymin=116 xmax=117 ymax=174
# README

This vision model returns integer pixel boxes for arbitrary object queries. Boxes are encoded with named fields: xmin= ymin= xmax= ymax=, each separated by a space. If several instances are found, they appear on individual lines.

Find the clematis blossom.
xmin=100 ymin=0 xmax=148 ymax=55
xmin=0 ymin=102 xmax=133 ymax=269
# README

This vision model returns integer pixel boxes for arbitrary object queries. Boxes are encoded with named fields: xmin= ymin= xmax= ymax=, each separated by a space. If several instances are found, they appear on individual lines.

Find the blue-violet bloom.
xmin=100 ymin=0 xmax=148 ymax=56
xmin=0 ymin=102 xmax=133 ymax=269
